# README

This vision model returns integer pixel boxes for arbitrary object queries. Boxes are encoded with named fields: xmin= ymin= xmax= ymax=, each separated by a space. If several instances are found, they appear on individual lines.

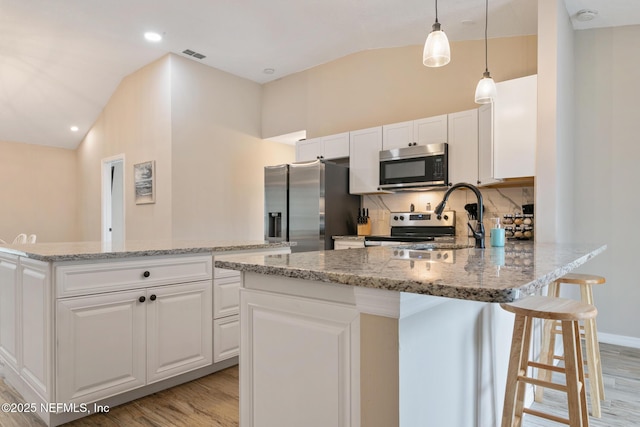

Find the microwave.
xmin=378 ymin=143 xmax=448 ymax=191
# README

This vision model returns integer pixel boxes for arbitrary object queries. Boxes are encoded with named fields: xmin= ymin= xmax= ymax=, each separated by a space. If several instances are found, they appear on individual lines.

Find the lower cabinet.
xmin=240 ymin=288 xmax=360 ymax=427
xmin=56 ymin=280 xmax=212 ymax=403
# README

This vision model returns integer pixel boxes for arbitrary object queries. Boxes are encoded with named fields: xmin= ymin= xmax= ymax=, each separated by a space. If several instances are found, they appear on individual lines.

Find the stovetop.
xmin=364 ymin=211 xmax=456 ymax=242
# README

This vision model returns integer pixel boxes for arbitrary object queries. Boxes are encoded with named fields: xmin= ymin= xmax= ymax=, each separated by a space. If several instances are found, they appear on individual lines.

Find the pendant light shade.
xmin=423 ymin=0 xmax=450 ymax=67
xmin=475 ymin=71 xmax=497 ymax=104
xmin=475 ymin=0 xmax=496 ymax=104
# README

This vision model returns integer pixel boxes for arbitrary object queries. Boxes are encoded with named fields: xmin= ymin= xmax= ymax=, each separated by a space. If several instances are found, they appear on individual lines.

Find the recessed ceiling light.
xmin=144 ymin=32 xmax=163 ymax=42
xmin=575 ymin=9 xmax=598 ymax=22
xmin=263 ymin=68 xmax=275 ymax=75
xmin=70 ymin=126 xmax=79 ymax=132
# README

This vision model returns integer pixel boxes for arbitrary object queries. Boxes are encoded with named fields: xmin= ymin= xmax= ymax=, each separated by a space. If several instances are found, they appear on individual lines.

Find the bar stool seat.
xmin=501 ymin=295 xmax=597 ymax=427
xmin=536 ymin=274 xmax=606 ymax=418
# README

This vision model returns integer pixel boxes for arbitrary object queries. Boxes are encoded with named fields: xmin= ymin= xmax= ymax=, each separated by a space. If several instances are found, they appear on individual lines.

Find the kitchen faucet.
xmin=434 ymin=183 xmax=485 ymax=248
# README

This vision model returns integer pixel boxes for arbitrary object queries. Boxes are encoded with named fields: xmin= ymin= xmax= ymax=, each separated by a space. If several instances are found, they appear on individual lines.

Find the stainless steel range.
xmin=364 ymin=211 xmax=456 ymax=246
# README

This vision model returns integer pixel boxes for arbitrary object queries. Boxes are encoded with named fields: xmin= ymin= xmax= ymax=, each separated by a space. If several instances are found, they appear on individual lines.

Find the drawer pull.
xmin=139 ymin=296 xmax=146 ymax=303
xmin=150 ymin=294 xmax=157 ymax=301
xmin=143 ymin=271 xmax=151 ymax=278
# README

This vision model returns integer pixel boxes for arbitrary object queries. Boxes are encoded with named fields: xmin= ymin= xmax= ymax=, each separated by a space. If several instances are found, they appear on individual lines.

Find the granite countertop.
xmin=0 ymin=240 xmax=293 ymax=262
xmin=214 ymin=240 xmax=606 ymax=303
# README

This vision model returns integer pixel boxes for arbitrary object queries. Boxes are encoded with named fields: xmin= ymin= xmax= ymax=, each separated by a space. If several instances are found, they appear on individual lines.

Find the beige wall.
xmin=262 ymin=36 xmax=537 ymax=139
xmin=0 ymin=140 xmax=78 ymax=243
xmin=573 ymin=24 xmax=640 ymax=342
xmin=76 ymin=55 xmax=174 ymax=241
xmin=76 ymin=54 xmax=294 ymax=242
xmin=169 ymin=55 xmax=295 ymax=240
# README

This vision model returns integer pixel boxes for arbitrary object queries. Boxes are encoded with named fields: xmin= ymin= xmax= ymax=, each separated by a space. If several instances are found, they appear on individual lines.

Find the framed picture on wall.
xmin=134 ymin=161 xmax=155 ymax=204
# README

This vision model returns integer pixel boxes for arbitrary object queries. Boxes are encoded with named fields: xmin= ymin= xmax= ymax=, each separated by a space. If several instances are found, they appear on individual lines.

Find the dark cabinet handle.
xmin=143 ymin=271 xmax=150 ymax=278
xmin=150 ymin=294 xmax=157 ymax=301
xmin=139 ymin=296 xmax=146 ymax=303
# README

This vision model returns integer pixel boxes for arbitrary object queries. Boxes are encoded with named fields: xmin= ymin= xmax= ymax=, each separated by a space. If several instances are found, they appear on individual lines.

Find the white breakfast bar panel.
xmin=217 ymin=241 xmax=606 ymax=427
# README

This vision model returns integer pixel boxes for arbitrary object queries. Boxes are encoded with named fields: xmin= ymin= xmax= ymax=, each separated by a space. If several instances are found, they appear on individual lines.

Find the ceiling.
xmin=1 ymin=0 xmax=638 ymax=150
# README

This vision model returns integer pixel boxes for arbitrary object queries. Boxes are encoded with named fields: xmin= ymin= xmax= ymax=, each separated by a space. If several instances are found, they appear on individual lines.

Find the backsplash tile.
xmin=362 ymin=187 xmax=534 ymax=238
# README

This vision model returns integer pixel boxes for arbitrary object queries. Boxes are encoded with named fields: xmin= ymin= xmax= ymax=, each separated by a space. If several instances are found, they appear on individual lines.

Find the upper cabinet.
xmin=448 ymin=109 xmax=479 ymax=185
xmin=493 ymin=75 xmax=537 ymax=179
xmin=478 ymin=74 xmax=537 ymax=185
xmin=382 ymin=115 xmax=447 ymax=150
xmin=295 ymin=132 xmax=350 ymax=162
xmin=349 ymin=126 xmax=383 ymax=194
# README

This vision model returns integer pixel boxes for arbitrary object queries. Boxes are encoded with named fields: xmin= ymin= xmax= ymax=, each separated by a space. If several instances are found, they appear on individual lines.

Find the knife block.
xmin=357 ymin=220 xmax=372 ymax=236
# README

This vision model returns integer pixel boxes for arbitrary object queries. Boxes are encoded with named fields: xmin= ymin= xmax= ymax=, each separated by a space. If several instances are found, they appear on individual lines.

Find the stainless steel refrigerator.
xmin=265 ymin=160 xmax=360 ymax=253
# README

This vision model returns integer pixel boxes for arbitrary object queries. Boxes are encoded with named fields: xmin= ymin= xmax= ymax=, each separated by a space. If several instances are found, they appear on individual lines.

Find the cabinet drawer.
xmin=56 ymin=255 xmax=212 ymax=298
xmin=214 ymin=276 xmax=240 ymax=319
xmin=213 ymin=315 xmax=239 ymax=363
xmin=214 ymin=267 xmax=241 ymax=280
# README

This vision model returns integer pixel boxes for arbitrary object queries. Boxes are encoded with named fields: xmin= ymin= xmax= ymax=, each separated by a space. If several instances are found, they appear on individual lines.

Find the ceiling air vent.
xmin=182 ymin=49 xmax=206 ymax=60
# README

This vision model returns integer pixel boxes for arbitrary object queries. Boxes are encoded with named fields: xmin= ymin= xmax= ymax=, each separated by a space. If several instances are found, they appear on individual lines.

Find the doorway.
xmin=102 ymin=155 xmax=125 ymax=242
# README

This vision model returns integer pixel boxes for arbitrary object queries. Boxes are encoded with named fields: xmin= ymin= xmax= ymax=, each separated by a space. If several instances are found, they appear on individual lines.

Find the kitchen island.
xmin=215 ymin=240 xmax=606 ymax=427
xmin=0 ymin=240 xmax=291 ymax=426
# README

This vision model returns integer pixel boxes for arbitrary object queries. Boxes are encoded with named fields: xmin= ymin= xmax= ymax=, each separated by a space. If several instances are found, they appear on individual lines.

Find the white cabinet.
xmin=240 ymin=288 xmax=360 ymax=427
xmin=448 ymin=108 xmax=479 ymax=185
xmin=349 ymin=126 xmax=383 ymax=194
xmin=334 ymin=240 xmax=365 ymax=250
xmin=296 ymin=132 xmax=350 ymax=162
xmin=56 ymin=289 xmax=146 ymax=403
xmin=382 ymin=121 xmax=414 ymax=150
xmin=382 ymin=115 xmax=448 ymax=150
xmin=0 ymin=255 xmax=52 ymax=401
xmin=414 ymin=115 xmax=448 ymax=145
xmin=493 ymin=74 xmax=537 ymax=179
xmin=477 ymin=75 xmax=538 ymax=184
xmin=56 ymin=280 xmax=212 ymax=403
xmin=212 ymin=267 xmax=241 ymax=362
xmin=0 ymin=254 xmax=19 ymax=370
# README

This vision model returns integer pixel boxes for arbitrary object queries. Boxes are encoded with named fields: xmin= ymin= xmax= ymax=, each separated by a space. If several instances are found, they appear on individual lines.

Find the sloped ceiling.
xmin=1 ymin=0 xmax=638 ymax=149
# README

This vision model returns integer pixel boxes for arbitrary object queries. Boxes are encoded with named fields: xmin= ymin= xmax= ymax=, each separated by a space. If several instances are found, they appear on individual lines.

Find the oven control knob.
xmin=393 ymin=216 xmax=399 ymax=221
xmin=399 ymin=216 xmax=405 ymax=221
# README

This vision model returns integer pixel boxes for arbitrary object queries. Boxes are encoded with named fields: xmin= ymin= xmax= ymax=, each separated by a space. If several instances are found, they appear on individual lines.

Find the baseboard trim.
xmin=598 ymin=332 xmax=640 ymax=349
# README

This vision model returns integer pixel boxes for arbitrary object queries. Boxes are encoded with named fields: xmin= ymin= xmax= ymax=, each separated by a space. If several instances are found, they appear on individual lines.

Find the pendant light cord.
xmin=484 ymin=0 xmax=489 ymax=73
xmin=435 ymin=0 xmax=439 ymax=24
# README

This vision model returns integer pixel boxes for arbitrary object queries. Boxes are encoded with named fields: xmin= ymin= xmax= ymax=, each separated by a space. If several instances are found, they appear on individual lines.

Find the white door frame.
xmin=101 ymin=154 xmax=126 ymax=242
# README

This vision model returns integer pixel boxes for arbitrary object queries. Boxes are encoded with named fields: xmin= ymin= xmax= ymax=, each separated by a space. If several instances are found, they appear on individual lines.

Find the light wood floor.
xmin=1 ymin=343 xmax=639 ymax=426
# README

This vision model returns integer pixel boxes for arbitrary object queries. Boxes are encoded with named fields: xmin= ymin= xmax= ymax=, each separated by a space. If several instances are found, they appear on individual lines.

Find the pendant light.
xmin=423 ymin=0 xmax=450 ymax=67
xmin=474 ymin=0 xmax=497 ymax=103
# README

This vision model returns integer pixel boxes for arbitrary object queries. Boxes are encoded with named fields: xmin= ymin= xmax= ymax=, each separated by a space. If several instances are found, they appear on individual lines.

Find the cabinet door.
xmin=213 ymin=315 xmax=239 ymax=362
xmin=20 ymin=258 xmax=51 ymax=400
xmin=322 ymin=132 xmax=350 ymax=159
xmin=146 ymin=281 xmax=212 ymax=384
xmin=240 ymin=289 xmax=360 ymax=427
xmin=57 ymin=290 xmax=146 ymax=403
xmin=349 ymin=126 xmax=383 ymax=194
xmin=414 ymin=114 xmax=448 ymax=145
xmin=0 ymin=255 xmax=18 ymax=369
xmin=296 ymin=138 xmax=321 ymax=162
xmin=494 ymin=74 xmax=537 ymax=179
xmin=478 ymin=104 xmax=499 ymax=186
xmin=448 ymin=109 xmax=479 ymax=185
xmin=382 ymin=121 xmax=413 ymax=150
xmin=214 ymin=275 xmax=241 ymax=319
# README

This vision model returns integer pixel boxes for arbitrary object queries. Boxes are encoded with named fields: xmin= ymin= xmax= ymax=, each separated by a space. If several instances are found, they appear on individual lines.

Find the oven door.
xmin=378 ymin=144 xmax=448 ymax=190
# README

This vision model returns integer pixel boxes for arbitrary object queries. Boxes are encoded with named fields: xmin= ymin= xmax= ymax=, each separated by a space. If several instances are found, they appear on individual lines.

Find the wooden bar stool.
xmin=501 ymin=296 xmax=597 ymax=427
xmin=536 ymin=274 xmax=606 ymax=418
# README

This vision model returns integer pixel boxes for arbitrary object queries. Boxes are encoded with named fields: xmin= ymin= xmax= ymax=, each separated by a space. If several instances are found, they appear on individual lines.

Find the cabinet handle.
xmin=139 ymin=296 xmax=146 ymax=303
xmin=143 ymin=271 xmax=150 ymax=278
xmin=150 ymin=294 xmax=157 ymax=301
